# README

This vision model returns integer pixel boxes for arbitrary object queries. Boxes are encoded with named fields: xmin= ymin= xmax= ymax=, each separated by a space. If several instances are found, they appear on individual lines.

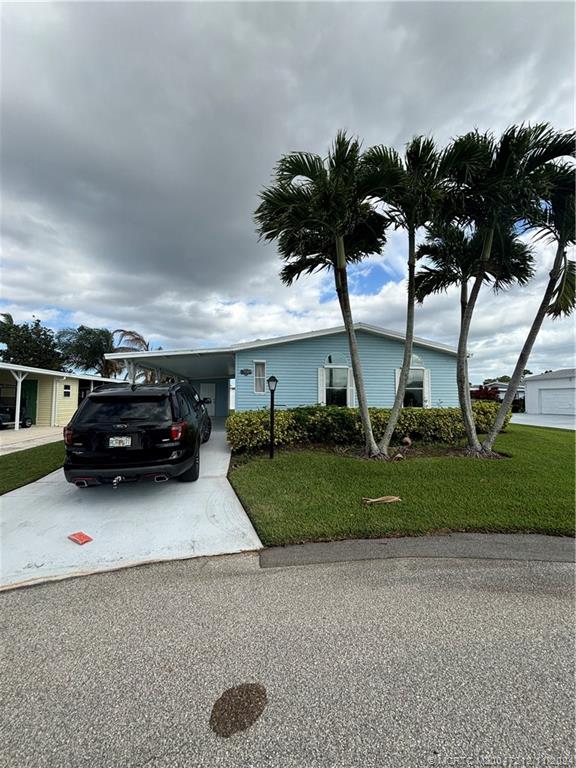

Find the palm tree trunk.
xmin=378 ymin=225 xmax=416 ymax=456
xmin=334 ymin=236 xmax=381 ymax=457
xmin=457 ymin=227 xmax=494 ymax=454
xmin=481 ymin=237 xmax=566 ymax=451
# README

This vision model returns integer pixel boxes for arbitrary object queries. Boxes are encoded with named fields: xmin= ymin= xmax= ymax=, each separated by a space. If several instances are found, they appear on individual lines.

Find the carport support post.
xmin=10 ymin=370 xmax=28 ymax=430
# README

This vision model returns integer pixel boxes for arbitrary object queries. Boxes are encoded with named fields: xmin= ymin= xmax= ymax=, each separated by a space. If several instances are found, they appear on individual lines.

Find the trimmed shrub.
xmin=226 ymin=409 xmax=306 ymax=453
xmin=226 ymin=401 xmax=510 ymax=453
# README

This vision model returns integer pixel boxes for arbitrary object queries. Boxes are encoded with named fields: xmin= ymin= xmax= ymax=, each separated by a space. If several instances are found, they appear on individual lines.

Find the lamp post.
xmin=267 ymin=375 xmax=278 ymax=459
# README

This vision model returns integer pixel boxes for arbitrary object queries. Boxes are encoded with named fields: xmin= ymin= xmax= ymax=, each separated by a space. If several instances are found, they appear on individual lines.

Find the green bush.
xmin=226 ymin=401 xmax=510 ymax=453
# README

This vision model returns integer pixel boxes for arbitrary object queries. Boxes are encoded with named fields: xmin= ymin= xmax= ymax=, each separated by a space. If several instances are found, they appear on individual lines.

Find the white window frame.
xmin=63 ymin=383 xmax=71 ymax=399
xmin=324 ymin=364 xmax=351 ymax=407
xmin=253 ymin=360 xmax=267 ymax=395
xmin=395 ymin=366 xmax=431 ymax=408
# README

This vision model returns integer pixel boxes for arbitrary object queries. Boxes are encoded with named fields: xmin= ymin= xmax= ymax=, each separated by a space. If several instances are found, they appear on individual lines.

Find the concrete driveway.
xmin=0 ymin=425 xmax=261 ymax=590
xmin=0 ymin=425 xmax=63 ymax=455
xmin=511 ymin=413 xmax=575 ymax=430
xmin=1 ymin=547 xmax=573 ymax=767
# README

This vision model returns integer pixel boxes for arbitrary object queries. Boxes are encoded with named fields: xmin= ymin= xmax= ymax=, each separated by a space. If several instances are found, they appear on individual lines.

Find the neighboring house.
xmin=0 ymin=362 xmax=121 ymax=430
xmin=524 ymin=369 xmax=575 ymax=416
xmin=106 ymin=323 xmax=459 ymax=415
xmin=471 ymin=380 xmax=526 ymax=401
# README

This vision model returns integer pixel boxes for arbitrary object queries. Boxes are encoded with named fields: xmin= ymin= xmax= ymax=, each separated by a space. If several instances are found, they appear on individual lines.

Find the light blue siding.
xmin=235 ymin=330 xmax=458 ymax=411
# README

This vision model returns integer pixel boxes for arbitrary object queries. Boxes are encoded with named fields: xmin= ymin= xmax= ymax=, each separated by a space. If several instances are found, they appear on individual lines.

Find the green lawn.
xmin=229 ymin=425 xmax=575 ymax=545
xmin=0 ymin=441 xmax=65 ymax=495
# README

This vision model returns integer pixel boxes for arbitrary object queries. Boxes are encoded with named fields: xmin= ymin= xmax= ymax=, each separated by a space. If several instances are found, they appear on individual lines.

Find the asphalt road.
xmin=1 ymin=552 xmax=574 ymax=767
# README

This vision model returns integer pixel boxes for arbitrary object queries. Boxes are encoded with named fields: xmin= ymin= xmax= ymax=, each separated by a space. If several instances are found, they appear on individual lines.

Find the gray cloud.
xmin=1 ymin=1 xmax=574 ymax=379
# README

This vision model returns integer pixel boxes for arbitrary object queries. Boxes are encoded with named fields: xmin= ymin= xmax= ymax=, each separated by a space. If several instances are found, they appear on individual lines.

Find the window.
xmin=63 ymin=384 xmax=71 ymax=399
xmin=76 ymin=396 xmax=172 ymax=423
xmin=254 ymin=361 xmax=266 ymax=394
xmin=177 ymin=391 xmax=193 ymax=419
xmin=403 ymin=369 xmax=424 ymax=408
xmin=326 ymin=367 xmax=348 ymax=406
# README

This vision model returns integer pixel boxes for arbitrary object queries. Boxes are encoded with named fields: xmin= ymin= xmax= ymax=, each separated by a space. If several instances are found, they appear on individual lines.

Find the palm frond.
xmin=328 ymin=130 xmax=362 ymax=179
xmin=415 ymin=266 xmax=459 ymax=302
xmin=113 ymin=329 xmax=149 ymax=350
xmin=547 ymin=258 xmax=576 ymax=318
xmin=276 ymin=152 xmax=325 ymax=185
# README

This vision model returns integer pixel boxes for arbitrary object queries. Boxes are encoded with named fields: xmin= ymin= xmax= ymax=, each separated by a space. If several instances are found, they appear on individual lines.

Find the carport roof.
xmin=0 ymin=362 xmax=120 ymax=383
xmin=104 ymin=323 xmax=457 ymax=380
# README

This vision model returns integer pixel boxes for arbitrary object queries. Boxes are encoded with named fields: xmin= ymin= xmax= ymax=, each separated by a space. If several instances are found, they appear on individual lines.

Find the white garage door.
xmin=540 ymin=388 xmax=575 ymax=415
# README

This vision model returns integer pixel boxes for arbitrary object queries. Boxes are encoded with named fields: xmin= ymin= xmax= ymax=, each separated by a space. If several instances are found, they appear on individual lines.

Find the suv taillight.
xmin=171 ymin=422 xmax=186 ymax=441
xmin=63 ymin=427 xmax=73 ymax=446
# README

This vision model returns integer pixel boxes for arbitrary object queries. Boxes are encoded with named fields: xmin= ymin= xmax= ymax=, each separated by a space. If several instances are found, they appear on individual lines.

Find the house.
xmin=524 ymin=369 xmax=575 ymax=416
xmin=0 ymin=362 xmax=122 ymax=430
xmin=471 ymin=380 xmax=526 ymax=401
xmin=105 ymin=323 xmax=459 ymax=415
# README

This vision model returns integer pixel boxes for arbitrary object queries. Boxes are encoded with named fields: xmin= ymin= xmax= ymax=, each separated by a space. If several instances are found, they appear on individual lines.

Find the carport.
xmin=106 ymin=347 xmax=235 ymax=418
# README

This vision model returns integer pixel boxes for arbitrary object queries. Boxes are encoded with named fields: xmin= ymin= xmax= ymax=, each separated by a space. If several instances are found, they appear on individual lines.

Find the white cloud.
xmin=1 ymin=1 xmax=574 ymax=381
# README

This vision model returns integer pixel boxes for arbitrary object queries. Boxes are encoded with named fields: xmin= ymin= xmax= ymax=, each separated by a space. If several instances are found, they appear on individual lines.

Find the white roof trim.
xmin=525 ymin=368 xmax=575 ymax=382
xmin=0 ymin=362 xmax=121 ymax=383
xmin=105 ymin=323 xmax=457 ymax=362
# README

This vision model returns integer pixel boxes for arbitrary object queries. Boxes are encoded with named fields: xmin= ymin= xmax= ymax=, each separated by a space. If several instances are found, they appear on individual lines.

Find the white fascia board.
xmin=105 ymin=347 xmax=235 ymax=361
xmin=0 ymin=362 xmax=119 ymax=383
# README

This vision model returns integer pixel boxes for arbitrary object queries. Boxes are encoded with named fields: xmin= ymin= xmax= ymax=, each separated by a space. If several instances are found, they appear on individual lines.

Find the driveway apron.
xmin=0 ymin=425 xmax=262 ymax=589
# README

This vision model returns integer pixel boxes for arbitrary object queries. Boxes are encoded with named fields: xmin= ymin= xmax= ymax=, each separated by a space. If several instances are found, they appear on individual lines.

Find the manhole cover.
xmin=209 ymin=683 xmax=267 ymax=738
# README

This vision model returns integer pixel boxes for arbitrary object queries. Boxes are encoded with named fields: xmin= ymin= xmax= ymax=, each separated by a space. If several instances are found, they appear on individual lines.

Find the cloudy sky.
xmin=1 ymin=1 xmax=574 ymax=380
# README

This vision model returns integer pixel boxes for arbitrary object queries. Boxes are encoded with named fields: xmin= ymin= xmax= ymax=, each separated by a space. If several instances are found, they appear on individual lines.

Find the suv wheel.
xmin=178 ymin=444 xmax=200 ymax=482
xmin=201 ymin=417 xmax=212 ymax=444
xmin=22 ymin=417 xmax=33 ymax=428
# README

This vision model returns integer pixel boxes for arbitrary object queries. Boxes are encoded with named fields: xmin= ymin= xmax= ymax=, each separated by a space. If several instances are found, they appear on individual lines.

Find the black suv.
xmin=63 ymin=383 xmax=212 ymax=487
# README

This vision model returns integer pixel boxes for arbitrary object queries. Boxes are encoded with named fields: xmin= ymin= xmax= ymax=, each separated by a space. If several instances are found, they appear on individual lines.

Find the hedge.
xmin=226 ymin=401 xmax=510 ymax=453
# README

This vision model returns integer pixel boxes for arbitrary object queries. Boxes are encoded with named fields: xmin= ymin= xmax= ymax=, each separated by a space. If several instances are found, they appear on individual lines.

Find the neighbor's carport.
xmin=105 ymin=347 xmax=236 ymax=418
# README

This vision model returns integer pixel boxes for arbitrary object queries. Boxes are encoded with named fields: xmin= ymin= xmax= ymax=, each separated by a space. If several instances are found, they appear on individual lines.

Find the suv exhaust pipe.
xmin=154 ymin=474 xmax=169 ymax=483
xmin=75 ymin=480 xmax=89 ymax=488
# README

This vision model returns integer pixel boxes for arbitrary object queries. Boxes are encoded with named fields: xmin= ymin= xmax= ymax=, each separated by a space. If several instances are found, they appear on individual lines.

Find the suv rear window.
xmin=77 ymin=396 xmax=173 ymax=423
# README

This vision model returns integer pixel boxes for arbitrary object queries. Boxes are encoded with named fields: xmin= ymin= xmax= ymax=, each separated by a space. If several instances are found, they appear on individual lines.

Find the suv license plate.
xmin=109 ymin=436 xmax=132 ymax=448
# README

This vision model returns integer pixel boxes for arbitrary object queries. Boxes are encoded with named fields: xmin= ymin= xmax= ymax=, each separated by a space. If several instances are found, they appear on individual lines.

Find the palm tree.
xmin=440 ymin=123 xmax=574 ymax=455
xmin=482 ymin=161 xmax=576 ymax=451
xmin=57 ymin=326 xmax=154 ymax=379
xmin=255 ymin=131 xmax=389 ymax=457
xmin=363 ymin=137 xmax=444 ymax=455
xmin=416 ymin=223 xmax=536 ymax=308
xmin=416 ymin=223 xmax=535 ymax=419
xmin=113 ymin=329 xmax=157 ymax=383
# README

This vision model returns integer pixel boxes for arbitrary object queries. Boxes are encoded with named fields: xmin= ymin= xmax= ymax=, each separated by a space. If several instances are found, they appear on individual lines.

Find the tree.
xmin=363 ymin=136 xmax=444 ymax=456
xmin=57 ymin=326 xmax=124 ymax=377
xmin=439 ymin=123 xmax=574 ymax=455
xmin=415 ymin=223 xmax=535 ymax=417
xmin=0 ymin=312 xmax=16 ymax=345
xmin=113 ymin=329 xmax=157 ymax=383
xmin=482 ymin=160 xmax=576 ymax=452
xmin=255 ymin=131 xmax=389 ymax=457
xmin=0 ymin=316 xmax=63 ymax=370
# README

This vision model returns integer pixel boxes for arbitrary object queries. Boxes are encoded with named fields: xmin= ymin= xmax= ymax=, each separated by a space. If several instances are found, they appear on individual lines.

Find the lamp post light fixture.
xmin=267 ymin=375 xmax=278 ymax=459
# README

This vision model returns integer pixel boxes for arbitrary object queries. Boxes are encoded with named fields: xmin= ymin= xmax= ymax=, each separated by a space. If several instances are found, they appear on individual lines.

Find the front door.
xmin=21 ymin=380 xmax=38 ymax=424
xmin=200 ymin=383 xmax=216 ymax=416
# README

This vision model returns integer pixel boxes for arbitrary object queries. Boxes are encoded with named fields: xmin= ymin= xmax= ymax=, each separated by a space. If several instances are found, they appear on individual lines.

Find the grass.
xmin=0 ymin=441 xmax=65 ymax=495
xmin=229 ymin=425 xmax=575 ymax=546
